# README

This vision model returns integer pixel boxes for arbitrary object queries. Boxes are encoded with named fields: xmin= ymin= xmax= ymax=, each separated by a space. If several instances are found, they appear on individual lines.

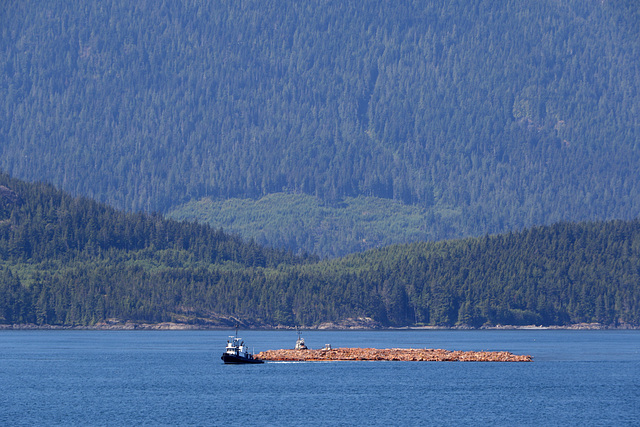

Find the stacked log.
xmin=255 ymin=347 xmax=532 ymax=362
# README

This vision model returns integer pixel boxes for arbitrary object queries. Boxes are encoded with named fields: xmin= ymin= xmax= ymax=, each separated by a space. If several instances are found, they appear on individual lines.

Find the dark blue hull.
xmin=221 ymin=353 xmax=264 ymax=364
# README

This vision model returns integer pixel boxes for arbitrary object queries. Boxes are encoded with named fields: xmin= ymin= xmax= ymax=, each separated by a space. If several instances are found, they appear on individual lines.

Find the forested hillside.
xmin=325 ymin=222 xmax=640 ymax=327
xmin=0 ymin=174 xmax=312 ymax=325
xmin=2 ymin=1 xmax=640 ymax=256
xmin=1 ymin=175 xmax=638 ymax=328
xmin=167 ymin=194 xmax=444 ymax=258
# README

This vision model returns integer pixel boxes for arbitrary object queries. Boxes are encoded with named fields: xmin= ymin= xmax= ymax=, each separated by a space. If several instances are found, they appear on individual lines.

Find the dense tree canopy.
xmin=1 ymin=174 xmax=638 ymax=328
xmin=1 ymin=1 xmax=640 ymax=256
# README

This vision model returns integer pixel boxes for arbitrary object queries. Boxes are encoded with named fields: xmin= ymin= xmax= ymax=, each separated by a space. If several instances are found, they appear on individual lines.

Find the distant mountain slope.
xmin=1 ymin=174 xmax=638 ymax=328
xmin=167 ymin=193 xmax=457 ymax=258
xmin=1 ymin=1 xmax=640 ymax=256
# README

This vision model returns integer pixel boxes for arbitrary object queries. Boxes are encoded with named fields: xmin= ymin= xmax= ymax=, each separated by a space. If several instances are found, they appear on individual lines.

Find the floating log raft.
xmin=256 ymin=347 xmax=532 ymax=362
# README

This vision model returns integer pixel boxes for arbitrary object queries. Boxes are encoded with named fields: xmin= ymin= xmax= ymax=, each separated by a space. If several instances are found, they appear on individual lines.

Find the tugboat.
xmin=221 ymin=327 xmax=264 ymax=364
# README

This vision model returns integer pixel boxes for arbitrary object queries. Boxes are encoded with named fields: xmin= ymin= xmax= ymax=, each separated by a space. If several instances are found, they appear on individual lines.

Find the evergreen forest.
xmin=1 ymin=174 xmax=638 ymax=328
xmin=2 ymin=1 xmax=640 ymax=256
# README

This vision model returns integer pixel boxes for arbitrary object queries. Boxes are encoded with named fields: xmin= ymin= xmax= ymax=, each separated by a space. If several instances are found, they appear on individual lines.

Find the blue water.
xmin=1 ymin=330 xmax=639 ymax=426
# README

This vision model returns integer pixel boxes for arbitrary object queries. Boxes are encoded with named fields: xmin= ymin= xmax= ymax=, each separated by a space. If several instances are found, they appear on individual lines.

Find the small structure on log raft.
xmin=294 ymin=328 xmax=308 ymax=350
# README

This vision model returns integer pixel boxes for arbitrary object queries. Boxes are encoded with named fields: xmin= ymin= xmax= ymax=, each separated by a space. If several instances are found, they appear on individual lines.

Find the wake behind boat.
xmin=221 ymin=329 xmax=264 ymax=364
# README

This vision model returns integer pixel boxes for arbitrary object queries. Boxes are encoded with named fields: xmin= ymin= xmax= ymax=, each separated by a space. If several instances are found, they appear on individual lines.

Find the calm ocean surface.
xmin=1 ymin=329 xmax=639 ymax=426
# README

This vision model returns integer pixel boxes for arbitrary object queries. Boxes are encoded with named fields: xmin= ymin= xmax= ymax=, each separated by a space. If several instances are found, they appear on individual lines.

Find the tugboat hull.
xmin=221 ymin=327 xmax=263 ymax=364
xmin=221 ymin=354 xmax=264 ymax=364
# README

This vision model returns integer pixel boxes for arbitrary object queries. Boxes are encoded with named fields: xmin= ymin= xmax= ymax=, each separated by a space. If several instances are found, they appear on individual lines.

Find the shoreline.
xmin=1 ymin=322 xmax=638 ymax=331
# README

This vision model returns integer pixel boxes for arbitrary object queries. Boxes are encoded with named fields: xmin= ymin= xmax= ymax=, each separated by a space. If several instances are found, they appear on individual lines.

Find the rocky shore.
xmin=256 ymin=347 xmax=532 ymax=362
xmin=1 ymin=320 xmax=635 ymax=331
